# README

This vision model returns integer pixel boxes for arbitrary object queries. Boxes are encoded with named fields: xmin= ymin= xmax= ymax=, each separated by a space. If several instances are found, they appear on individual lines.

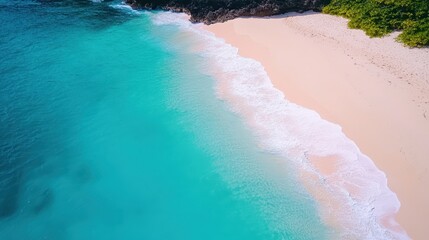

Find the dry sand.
xmin=203 ymin=11 xmax=429 ymax=239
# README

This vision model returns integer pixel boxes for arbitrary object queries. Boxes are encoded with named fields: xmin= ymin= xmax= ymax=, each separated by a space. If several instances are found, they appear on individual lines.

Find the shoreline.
xmin=202 ymin=11 xmax=429 ymax=239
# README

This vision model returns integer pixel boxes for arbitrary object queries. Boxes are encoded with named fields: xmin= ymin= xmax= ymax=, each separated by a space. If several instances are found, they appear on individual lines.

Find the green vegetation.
xmin=323 ymin=0 xmax=429 ymax=47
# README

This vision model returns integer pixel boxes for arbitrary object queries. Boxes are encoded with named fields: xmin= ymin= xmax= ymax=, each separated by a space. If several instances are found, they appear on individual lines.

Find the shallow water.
xmin=0 ymin=1 xmax=330 ymax=239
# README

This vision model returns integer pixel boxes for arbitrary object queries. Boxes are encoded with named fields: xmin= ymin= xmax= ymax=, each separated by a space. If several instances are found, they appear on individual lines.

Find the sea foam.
xmin=109 ymin=3 xmax=142 ymax=15
xmin=149 ymin=11 xmax=409 ymax=240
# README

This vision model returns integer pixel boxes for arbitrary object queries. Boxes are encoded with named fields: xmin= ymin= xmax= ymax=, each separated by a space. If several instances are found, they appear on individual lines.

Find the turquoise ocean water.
xmin=0 ymin=1 xmax=331 ymax=239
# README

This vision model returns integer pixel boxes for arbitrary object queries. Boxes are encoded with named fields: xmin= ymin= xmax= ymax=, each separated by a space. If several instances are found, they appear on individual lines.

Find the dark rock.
xmin=127 ymin=0 xmax=330 ymax=24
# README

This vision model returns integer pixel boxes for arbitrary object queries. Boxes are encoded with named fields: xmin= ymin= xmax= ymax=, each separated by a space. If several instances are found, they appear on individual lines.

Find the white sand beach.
xmin=203 ymin=12 xmax=429 ymax=239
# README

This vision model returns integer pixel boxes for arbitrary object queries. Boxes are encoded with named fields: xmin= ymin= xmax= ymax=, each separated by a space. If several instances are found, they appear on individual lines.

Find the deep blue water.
xmin=0 ymin=1 xmax=330 ymax=239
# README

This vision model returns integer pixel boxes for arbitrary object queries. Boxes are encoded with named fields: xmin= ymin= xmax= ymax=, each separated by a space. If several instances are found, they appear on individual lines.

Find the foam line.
xmin=150 ymin=11 xmax=409 ymax=240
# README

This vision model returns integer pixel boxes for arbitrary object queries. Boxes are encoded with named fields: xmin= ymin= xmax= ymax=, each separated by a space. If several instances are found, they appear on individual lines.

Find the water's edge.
xmin=147 ymin=9 xmax=409 ymax=240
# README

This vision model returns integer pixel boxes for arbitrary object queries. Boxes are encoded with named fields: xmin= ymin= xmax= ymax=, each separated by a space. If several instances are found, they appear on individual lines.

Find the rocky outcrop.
xmin=126 ymin=0 xmax=330 ymax=24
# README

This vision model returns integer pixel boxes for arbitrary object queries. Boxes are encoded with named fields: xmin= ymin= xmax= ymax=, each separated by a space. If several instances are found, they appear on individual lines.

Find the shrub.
xmin=323 ymin=0 xmax=429 ymax=47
